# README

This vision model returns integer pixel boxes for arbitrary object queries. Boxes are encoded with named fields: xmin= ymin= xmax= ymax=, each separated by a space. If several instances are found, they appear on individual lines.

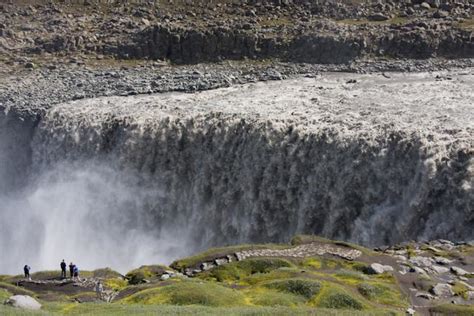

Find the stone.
xmin=24 ymin=62 xmax=35 ymax=69
xmin=434 ymin=256 xmax=452 ymax=265
xmin=420 ymin=2 xmax=431 ymax=9
xmin=410 ymin=256 xmax=434 ymax=268
xmin=368 ymin=13 xmax=390 ymax=21
xmin=406 ymin=307 xmax=416 ymax=315
xmin=214 ymin=258 xmax=228 ymax=266
xmin=451 ymin=266 xmax=470 ymax=276
xmin=4 ymin=295 xmax=41 ymax=310
xmin=416 ymin=292 xmax=436 ymax=300
xmin=410 ymin=266 xmax=427 ymax=274
xmin=370 ymin=263 xmax=394 ymax=274
xmin=430 ymin=283 xmax=454 ymax=297
xmin=160 ymin=274 xmax=170 ymax=281
xmin=431 ymin=265 xmax=449 ymax=274
xmin=433 ymin=10 xmax=448 ymax=18
xmin=466 ymin=291 xmax=474 ymax=300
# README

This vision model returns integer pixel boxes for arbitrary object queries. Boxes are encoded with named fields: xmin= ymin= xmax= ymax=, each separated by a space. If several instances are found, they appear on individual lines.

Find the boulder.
xmin=430 ymin=283 xmax=454 ymax=297
xmin=451 ymin=266 xmax=470 ymax=276
xmin=434 ymin=256 xmax=452 ymax=265
xmin=433 ymin=10 xmax=449 ymax=18
xmin=420 ymin=2 xmax=431 ymax=9
xmin=431 ymin=265 xmax=449 ymax=274
xmin=4 ymin=295 xmax=41 ymax=310
xmin=370 ymin=263 xmax=394 ymax=274
xmin=410 ymin=256 xmax=434 ymax=268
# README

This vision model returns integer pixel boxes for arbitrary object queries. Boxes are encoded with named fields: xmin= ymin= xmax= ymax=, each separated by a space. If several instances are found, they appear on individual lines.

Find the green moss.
xmin=105 ymin=278 xmax=128 ymax=291
xmin=429 ymin=304 xmax=474 ymax=316
xmin=245 ymin=288 xmax=305 ymax=307
xmin=263 ymin=279 xmax=321 ymax=299
xmin=317 ymin=292 xmax=364 ymax=310
xmin=122 ymin=280 xmax=246 ymax=307
xmin=312 ymin=283 xmax=365 ymax=310
xmin=200 ymin=258 xmax=294 ymax=283
xmin=452 ymin=281 xmax=470 ymax=299
xmin=357 ymin=283 xmax=407 ymax=307
xmin=334 ymin=269 xmax=369 ymax=284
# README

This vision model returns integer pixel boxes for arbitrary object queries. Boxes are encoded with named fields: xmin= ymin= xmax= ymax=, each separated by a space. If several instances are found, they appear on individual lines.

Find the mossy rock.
xmin=264 ymin=279 xmax=321 ymax=299
xmin=201 ymin=258 xmax=294 ymax=283
xmin=125 ymin=265 xmax=169 ymax=285
xmin=123 ymin=280 xmax=246 ymax=307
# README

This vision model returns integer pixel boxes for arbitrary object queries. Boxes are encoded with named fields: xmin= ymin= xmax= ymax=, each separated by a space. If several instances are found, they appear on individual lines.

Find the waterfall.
xmin=1 ymin=74 xmax=472 ymax=274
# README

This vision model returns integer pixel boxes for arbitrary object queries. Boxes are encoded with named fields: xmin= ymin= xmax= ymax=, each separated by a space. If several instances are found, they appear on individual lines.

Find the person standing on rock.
xmin=69 ymin=262 xmax=75 ymax=279
xmin=23 ymin=264 xmax=31 ymax=280
xmin=60 ymin=260 xmax=67 ymax=278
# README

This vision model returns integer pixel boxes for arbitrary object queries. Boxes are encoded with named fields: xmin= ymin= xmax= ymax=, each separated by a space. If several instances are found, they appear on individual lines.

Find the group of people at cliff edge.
xmin=24 ymin=260 xmax=80 ymax=280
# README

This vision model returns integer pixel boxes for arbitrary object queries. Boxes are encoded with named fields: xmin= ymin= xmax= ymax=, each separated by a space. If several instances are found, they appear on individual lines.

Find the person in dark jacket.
xmin=60 ymin=260 xmax=67 ymax=278
xmin=69 ymin=262 xmax=75 ymax=279
xmin=23 ymin=264 xmax=31 ymax=280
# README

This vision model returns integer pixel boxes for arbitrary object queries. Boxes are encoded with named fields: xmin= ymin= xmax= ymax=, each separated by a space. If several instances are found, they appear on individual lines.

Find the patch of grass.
xmin=122 ymin=280 xmax=245 ymax=307
xmin=0 ymin=288 xmax=12 ymax=303
xmin=171 ymin=244 xmax=288 ymax=271
xmin=200 ymin=258 xmax=294 ymax=283
xmin=244 ymin=287 xmax=305 ymax=307
xmin=429 ymin=304 xmax=474 ymax=316
xmin=263 ymin=278 xmax=321 ymax=299
xmin=311 ymin=283 xmax=365 ymax=310
xmin=334 ymin=269 xmax=369 ymax=284
xmin=0 ymin=282 xmax=36 ymax=297
xmin=301 ymin=258 xmax=322 ymax=269
xmin=357 ymin=283 xmax=407 ymax=307
xmin=0 ymin=303 xmax=399 ymax=315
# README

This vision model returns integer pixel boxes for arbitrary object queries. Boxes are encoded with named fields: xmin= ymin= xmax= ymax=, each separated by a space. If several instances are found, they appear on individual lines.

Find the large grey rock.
xmin=434 ymin=256 xmax=452 ymax=265
xmin=451 ymin=266 xmax=470 ymax=276
xmin=431 ymin=265 xmax=449 ymax=274
xmin=370 ymin=263 xmax=394 ymax=274
xmin=430 ymin=283 xmax=454 ymax=297
xmin=4 ymin=295 xmax=41 ymax=310
xmin=410 ymin=256 xmax=434 ymax=268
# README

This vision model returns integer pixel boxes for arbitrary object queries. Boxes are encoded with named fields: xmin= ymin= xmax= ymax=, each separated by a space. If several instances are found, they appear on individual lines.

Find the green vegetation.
xmin=0 ymin=282 xmax=36 ymax=297
xmin=125 ymin=265 xmax=168 ymax=285
xmin=429 ymin=304 xmax=474 ymax=316
xmin=122 ymin=279 xmax=246 ymax=306
xmin=314 ymin=286 xmax=364 ymax=310
xmin=201 ymin=258 xmax=294 ymax=283
xmin=264 ymin=279 xmax=321 ymax=299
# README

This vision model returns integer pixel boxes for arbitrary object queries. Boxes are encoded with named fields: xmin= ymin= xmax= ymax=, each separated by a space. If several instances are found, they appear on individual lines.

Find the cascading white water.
xmin=1 ymin=72 xmax=473 ymax=274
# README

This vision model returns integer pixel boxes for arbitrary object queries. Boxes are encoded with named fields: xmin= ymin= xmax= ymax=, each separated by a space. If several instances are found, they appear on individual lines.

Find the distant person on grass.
xmin=69 ymin=262 xmax=74 ymax=279
xmin=23 ymin=264 xmax=31 ymax=280
xmin=95 ymin=280 xmax=104 ymax=300
xmin=60 ymin=260 xmax=67 ymax=278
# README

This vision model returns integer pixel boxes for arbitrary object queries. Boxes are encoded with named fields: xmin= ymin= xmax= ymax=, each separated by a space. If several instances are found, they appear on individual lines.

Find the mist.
xmin=0 ymin=160 xmax=191 ymax=275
